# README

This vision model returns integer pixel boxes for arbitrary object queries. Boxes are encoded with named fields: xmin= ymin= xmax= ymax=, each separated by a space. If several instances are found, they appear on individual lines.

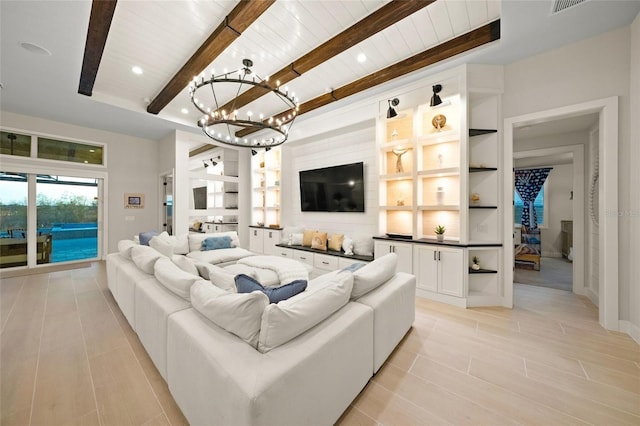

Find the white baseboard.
xmin=619 ymin=320 xmax=640 ymax=345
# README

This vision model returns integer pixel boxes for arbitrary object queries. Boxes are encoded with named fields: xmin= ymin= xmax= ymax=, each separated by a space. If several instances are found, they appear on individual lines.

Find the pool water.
xmin=51 ymin=237 xmax=98 ymax=263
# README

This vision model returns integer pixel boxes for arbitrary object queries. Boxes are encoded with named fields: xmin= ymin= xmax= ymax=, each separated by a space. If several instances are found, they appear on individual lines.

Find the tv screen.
xmin=299 ymin=162 xmax=365 ymax=212
xmin=193 ymin=186 xmax=207 ymax=210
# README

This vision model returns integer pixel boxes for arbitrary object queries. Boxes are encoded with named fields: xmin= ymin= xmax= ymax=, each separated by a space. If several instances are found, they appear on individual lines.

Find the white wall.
xmin=0 ymin=111 xmax=161 ymax=254
xmin=629 ymin=14 xmax=640 ymax=340
xmin=504 ymin=26 xmax=633 ymax=320
xmin=544 ymin=164 xmax=573 ymax=257
xmin=281 ymin=120 xmax=378 ymax=236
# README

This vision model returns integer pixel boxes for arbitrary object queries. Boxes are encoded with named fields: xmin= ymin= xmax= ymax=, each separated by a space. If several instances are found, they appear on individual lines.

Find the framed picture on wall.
xmin=125 ymin=193 xmax=144 ymax=208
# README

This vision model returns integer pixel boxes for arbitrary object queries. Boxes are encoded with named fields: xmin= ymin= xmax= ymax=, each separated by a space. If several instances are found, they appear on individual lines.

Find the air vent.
xmin=552 ymin=0 xmax=586 ymax=14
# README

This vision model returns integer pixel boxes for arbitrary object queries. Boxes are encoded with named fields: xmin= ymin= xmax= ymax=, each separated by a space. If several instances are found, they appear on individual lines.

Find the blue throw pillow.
xmin=201 ymin=236 xmax=232 ymax=251
xmin=340 ymin=262 xmax=366 ymax=273
xmin=235 ymin=274 xmax=307 ymax=304
xmin=139 ymin=230 xmax=158 ymax=246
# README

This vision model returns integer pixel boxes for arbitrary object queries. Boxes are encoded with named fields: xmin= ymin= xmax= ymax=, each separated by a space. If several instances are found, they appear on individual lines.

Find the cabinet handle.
xmin=269 ymin=231 xmax=272 ymax=238
xmin=433 ymin=251 xmax=437 ymax=261
xmin=438 ymin=251 xmax=441 ymax=261
xmin=253 ymin=230 xmax=257 ymax=236
xmin=300 ymin=256 xmax=306 ymax=260
xmin=322 ymin=261 xmax=329 ymax=265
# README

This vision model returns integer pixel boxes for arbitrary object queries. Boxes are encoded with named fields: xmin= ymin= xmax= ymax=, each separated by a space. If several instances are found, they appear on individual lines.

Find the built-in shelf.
xmin=418 ymin=205 xmax=460 ymax=211
xmin=469 ymin=167 xmax=498 ymax=172
xmin=380 ymin=172 xmax=413 ymax=180
xmin=469 ymin=205 xmax=498 ymax=209
xmin=381 ymin=205 xmax=413 ymax=211
xmin=469 ymin=129 xmax=497 ymax=137
xmin=468 ymin=268 xmax=498 ymax=274
xmin=417 ymin=167 xmax=460 ymax=178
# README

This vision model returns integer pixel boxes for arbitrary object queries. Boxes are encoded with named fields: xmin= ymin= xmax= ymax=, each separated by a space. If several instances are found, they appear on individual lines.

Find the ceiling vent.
xmin=552 ymin=0 xmax=587 ymax=14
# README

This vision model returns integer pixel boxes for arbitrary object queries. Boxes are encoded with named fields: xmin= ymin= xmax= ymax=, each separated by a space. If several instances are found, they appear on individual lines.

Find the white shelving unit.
xmin=375 ymin=64 xmax=504 ymax=307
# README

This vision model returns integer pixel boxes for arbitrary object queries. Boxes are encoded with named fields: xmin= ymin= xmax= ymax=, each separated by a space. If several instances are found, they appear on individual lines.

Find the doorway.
xmin=503 ymin=97 xmax=619 ymax=331
xmin=512 ymin=145 xmax=583 ymax=293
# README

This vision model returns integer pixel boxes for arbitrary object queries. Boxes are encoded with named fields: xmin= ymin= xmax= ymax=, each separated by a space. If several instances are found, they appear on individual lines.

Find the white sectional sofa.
xmin=106 ymin=231 xmax=416 ymax=425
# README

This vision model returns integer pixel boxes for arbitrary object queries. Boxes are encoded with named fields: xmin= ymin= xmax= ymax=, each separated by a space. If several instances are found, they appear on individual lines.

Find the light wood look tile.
xmin=2 ymin=263 xmax=639 ymax=426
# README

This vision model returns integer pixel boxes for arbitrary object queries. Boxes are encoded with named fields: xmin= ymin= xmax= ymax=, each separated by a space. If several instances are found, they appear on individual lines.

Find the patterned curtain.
xmin=515 ymin=168 xmax=552 ymax=229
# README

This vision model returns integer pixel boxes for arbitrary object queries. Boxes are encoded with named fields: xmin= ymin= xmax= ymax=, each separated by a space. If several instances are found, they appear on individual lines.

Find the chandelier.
xmin=189 ymin=59 xmax=299 ymax=148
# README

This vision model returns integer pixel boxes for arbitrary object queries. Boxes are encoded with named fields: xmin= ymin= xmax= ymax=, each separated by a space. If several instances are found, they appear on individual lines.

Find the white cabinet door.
xmin=437 ymin=247 xmax=465 ymax=297
xmin=263 ymin=229 xmax=282 ymax=255
xmin=413 ymin=245 xmax=438 ymax=292
xmin=249 ymin=228 xmax=264 ymax=253
xmin=375 ymin=241 xmax=412 ymax=273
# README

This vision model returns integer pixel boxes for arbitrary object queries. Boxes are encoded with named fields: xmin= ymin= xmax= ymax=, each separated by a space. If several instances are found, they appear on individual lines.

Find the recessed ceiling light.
xmin=19 ymin=42 xmax=51 ymax=56
xmin=181 ymin=108 xmax=189 ymax=115
xmin=357 ymin=53 xmax=367 ymax=63
xmin=132 ymin=66 xmax=143 ymax=75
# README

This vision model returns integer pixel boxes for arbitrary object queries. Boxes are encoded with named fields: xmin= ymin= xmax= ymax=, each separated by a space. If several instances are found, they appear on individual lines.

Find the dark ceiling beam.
xmin=78 ymin=0 xmax=118 ymax=96
xmin=236 ymin=20 xmax=501 ymax=138
xmin=146 ymin=0 xmax=275 ymax=115
xmin=218 ymin=0 xmax=434 ymax=114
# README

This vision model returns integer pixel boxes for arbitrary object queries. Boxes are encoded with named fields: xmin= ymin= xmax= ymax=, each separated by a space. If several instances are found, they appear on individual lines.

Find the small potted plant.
xmin=435 ymin=225 xmax=445 ymax=242
xmin=471 ymin=256 xmax=480 ymax=270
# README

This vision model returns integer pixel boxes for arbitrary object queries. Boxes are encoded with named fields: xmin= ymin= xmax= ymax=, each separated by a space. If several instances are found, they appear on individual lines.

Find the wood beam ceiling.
xmin=78 ymin=0 xmax=118 ymax=96
xmin=236 ymin=19 xmax=501 ymax=138
xmin=146 ymin=0 xmax=275 ymax=115
xmin=216 ymin=0 xmax=434 ymax=114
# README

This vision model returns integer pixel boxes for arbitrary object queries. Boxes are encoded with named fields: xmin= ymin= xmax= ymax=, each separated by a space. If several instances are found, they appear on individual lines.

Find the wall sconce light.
xmin=387 ymin=98 xmax=399 ymax=119
xmin=251 ymin=149 xmax=258 ymax=156
xmin=210 ymin=158 xmax=218 ymax=166
xmin=203 ymin=160 xmax=209 ymax=168
xmin=430 ymin=84 xmax=443 ymax=107
xmin=265 ymin=147 xmax=271 ymax=152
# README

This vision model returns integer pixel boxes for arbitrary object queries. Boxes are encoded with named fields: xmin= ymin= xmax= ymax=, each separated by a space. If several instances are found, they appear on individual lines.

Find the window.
xmin=1 ymin=131 xmax=31 ymax=157
xmin=514 ymin=185 xmax=545 ymax=227
xmin=38 ymin=137 xmax=104 ymax=165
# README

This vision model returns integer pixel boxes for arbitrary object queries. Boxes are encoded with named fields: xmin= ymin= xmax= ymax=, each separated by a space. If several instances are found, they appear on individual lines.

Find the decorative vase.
xmin=471 ymin=263 xmax=480 ymax=271
xmin=436 ymin=234 xmax=444 ymax=242
xmin=436 ymin=186 xmax=444 ymax=205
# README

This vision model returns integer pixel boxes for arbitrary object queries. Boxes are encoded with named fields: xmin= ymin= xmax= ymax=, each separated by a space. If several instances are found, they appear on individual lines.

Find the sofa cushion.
xmin=195 ymin=263 xmax=237 ymax=292
xmin=149 ymin=235 xmax=174 ymax=257
xmin=172 ymin=255 xmax=199 ymax=276
xmin=186 ymin=247 xmax=254 ymax=265
xmin=139 ymin=230 xmax=159 ymax=246
xmin=190 ymin=280 xmax=269 ymax=347
xmin=351 ymin=253 xmax=397 ymax=299
xmin=154 ymin=257 xmax=201 ymax=300
xmin=131 ymin=245 xmax=165 ymax=274
xmin=328 ymin=233 xmax=344 ymax=251
xmin=235 ymin=274 xmax=307 ymax=303
xmin=117 ymin=239 xmax=137 ymax=259
xmin=156 ymin=231 xmax=189 ymax=255
xmin=201 ymin=236 xmax=232 ymax=251
xmin=311 ymin=231 xmax=328 ymax=251
xmin=257 ymin=272 xmax=353 ymax=353
xmin=188 ymin=231 xmax=239 ymax=252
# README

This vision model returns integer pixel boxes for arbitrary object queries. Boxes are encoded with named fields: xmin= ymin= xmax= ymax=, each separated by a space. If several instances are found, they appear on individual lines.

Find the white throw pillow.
xmin=131 ymin=245 xmax=165 ymax=274
xmin=351 ymin=253 xmax=397 ymax=299
xmin=171 ymin=255 xmax=199 ymax=276
xmin=352 ymin=234 xmax=373 ymax=256
xmin=195 ymin=263 xmax=237 ymax=292
xmin=149 ymin=236 xmax=174 ymax=257
xmin=172 ymin=234 xmax=190 ymax=255
xmin=290 ymin=233 xmax=303 ymax=246
xmin=257 ymin=272 xmax=353 ymax=353
xmin=154 ymin=257 xmax=200 ymax=300
xmin=342 ymin=236 xmax=354 ymax=255
xmin=280 ymin=226 xmax=304 ymax=244
xmin=117 ymin=239 xmax=137 ymax=259
xmin=191 ymin=280 xmax=269 ymax=347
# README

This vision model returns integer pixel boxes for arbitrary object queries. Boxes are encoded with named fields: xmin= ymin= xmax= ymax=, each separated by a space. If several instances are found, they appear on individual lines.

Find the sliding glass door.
xmin=36 ymin=175 xmax=99 ymax=263
xmin=0 ymin=172 xmax=102 ymax=269
xmin=0 ymin=172 xmax=28 ymax=268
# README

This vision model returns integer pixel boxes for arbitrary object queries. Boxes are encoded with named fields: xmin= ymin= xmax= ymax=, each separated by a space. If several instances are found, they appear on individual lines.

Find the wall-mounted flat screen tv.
xmin=193 ymin=186 xmax=207 ymax=210
xmin=299 ymin=162 xmax=365 ymax=212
